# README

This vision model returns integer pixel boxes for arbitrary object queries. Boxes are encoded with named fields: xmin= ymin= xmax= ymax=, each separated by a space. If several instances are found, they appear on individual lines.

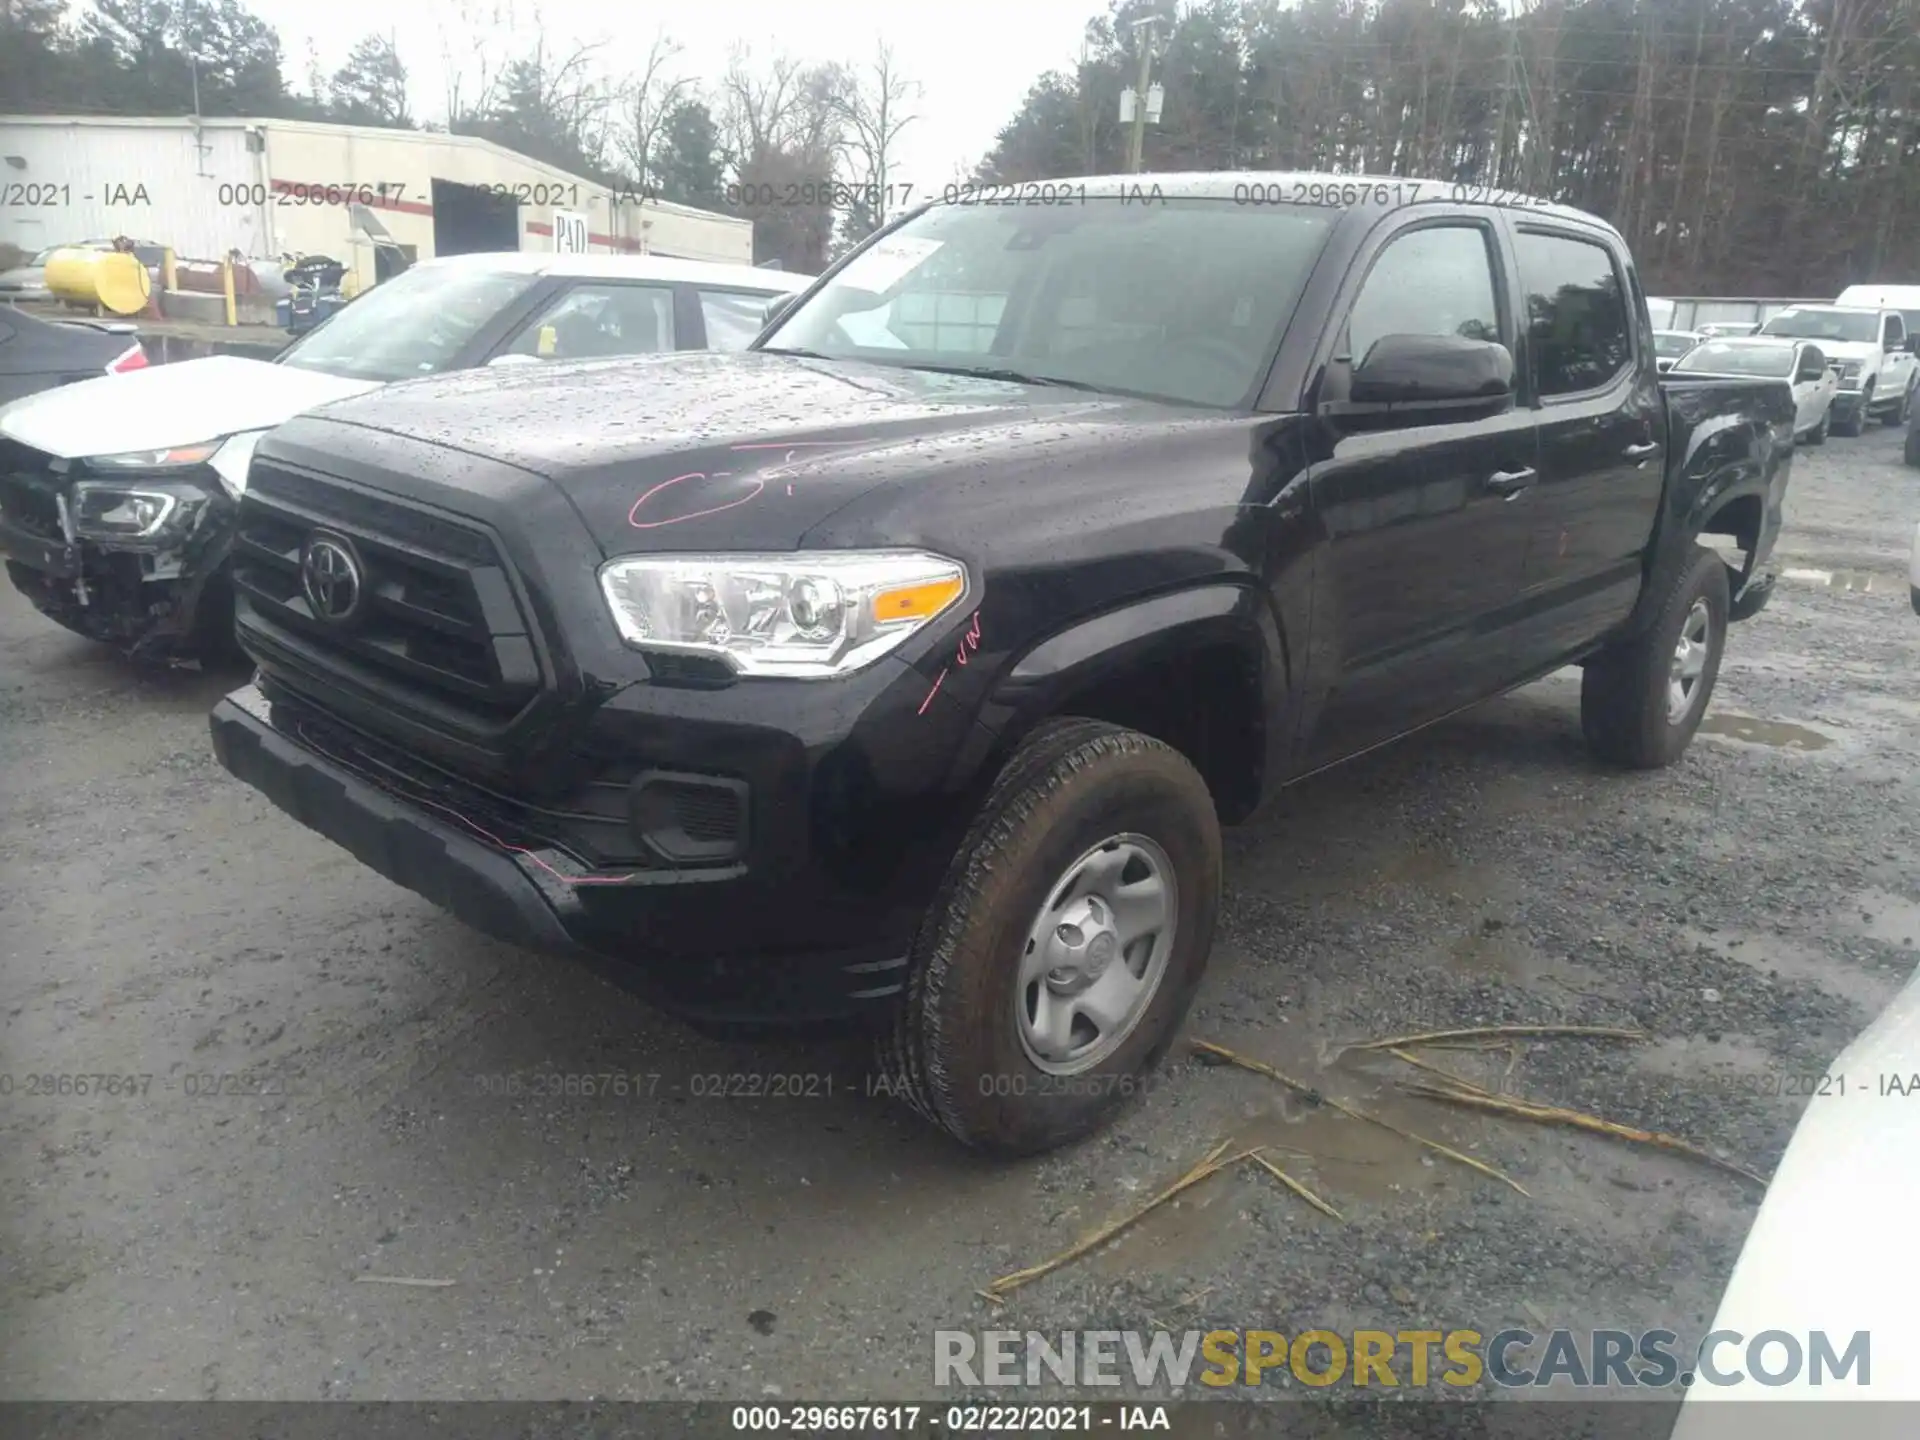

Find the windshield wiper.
xmin=897 ymin=362 xmax=1107 ymax=392
xmin=760 ymin=345 xmax=838 ymax=361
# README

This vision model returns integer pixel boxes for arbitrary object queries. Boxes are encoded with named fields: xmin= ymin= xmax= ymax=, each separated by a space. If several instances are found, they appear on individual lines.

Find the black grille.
xmin=233 ymin=460 xmax=542 ymax=732
xmin=0 ymin=439 xmax=64 ymax=542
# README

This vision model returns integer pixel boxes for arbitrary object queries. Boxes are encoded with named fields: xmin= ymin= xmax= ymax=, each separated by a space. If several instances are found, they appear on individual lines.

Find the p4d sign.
xmin=552 ymin=209 xmax=589 ymax=254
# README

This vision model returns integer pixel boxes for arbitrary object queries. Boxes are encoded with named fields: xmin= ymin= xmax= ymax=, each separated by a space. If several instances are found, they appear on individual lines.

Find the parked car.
xmin=0 ymin=239 xmax=166 ymax=302
xmin=1653 ymin=329 xmax=1703 ymax=372
xmin=1671 ymin=336 xmax=1839 ymax=444
xmin=0 ymin=252 xmax=813 ymax=661
xmin=1697 ymin=321 xmax=1763 ymax=338
xmin=203 ymin=172 xmax=1796 ymax=1155
xmin=1665 ymin=959 xmax=1920 ymax=1435
xmin=0 ymin=306 xmax=148 ymax=407
xmin=1757 ymin=303 xmax=1920 ymax=436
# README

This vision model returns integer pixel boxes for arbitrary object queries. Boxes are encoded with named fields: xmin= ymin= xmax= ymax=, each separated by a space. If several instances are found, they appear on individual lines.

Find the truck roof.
xmin=948 ymin=171 xmax=1611 ymax=234
xmin=411 ymin=250 xmax=814 ymax=292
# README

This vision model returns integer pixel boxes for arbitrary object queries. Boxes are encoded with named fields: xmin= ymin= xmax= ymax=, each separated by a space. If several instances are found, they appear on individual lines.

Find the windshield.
xmin=759 ymin=198 xmax=1338 ymax=407
xmin=278 ymin=264 xmax=540 ymax=381
xmin=1674 ymin=341 xmax=1795 ymax=377
xmin=1653 ymin=333 xmax=1697 ymax=358
xmin=1760 ymin=308 xmax=1878 ymax=344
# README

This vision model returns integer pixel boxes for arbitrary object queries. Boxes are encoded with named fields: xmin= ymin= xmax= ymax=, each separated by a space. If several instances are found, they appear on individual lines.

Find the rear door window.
xmin=1514 ymin=231 xmax=1634 ymax=397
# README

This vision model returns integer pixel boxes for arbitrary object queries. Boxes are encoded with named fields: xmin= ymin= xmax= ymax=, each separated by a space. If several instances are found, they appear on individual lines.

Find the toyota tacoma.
xmin=209 ymin=173 xmax=1796 ymax=1154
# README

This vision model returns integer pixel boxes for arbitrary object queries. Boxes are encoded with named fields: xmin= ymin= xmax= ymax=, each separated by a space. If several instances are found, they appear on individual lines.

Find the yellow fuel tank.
xmin=44 ymin=248 xmax=153 ymax=316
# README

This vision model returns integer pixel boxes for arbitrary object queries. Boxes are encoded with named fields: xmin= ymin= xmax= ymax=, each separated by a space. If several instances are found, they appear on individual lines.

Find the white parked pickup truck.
xmin=1756 ymin=303 xmax=1919 ymax=437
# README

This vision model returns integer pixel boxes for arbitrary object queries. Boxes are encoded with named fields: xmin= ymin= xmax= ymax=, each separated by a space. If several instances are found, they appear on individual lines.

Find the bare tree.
xmin=828 ymin=42 xmax=922 ymax=218
xmin=616 ymin=27 xmax=694 ymax=189
xmin=440 ymin=0 xmax=518 ymax=125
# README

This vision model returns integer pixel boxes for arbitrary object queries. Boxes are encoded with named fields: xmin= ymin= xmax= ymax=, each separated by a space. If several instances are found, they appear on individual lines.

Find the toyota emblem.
xmin=300 ymin=533 xmax=364 ymax=623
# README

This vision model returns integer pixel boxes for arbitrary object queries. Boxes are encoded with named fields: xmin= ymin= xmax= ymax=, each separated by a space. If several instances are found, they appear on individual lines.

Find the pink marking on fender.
xmin=628 ymin=471 xmax=766 ymax=529
xmin=955 ymin=610 xmax=982 ymax=665
xmin=917 ymin=668 xmax=948 ymax=715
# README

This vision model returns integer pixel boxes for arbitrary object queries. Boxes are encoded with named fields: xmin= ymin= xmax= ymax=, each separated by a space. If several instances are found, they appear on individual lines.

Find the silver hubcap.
xmin=1015 ymin=834 xmax=1177 ymax=1076
xmin=1668 ymin=597 xmax=1712 ymax=723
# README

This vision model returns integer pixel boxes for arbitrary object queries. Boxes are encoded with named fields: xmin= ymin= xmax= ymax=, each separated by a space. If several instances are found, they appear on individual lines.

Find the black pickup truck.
xmin=208 ymin=173 xmax=1796 ymax=1155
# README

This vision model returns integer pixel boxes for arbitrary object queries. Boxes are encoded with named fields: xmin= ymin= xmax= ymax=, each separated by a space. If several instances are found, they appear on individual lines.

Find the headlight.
xmin=598 ymin=551 xmax=967 ymax=678
xmin=208 ymin=430 xmax=268 ymax=500
xmin=71 ymin=481 xmax=182 ymax=539
xmin=86 ymin=442 xmax=222 ymax=470
xmin=1838 ymin=361 xmax=1862 ymax=381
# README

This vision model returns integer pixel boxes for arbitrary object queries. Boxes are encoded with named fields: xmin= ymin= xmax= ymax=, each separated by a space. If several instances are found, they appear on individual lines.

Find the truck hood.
xmin=0 ymin=354 xmax=381 ymax=460
xmin=300 ymin=350 xmax=1194 ymax=556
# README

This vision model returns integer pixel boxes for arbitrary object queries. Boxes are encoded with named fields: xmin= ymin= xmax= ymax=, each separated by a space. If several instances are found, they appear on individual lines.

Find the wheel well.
xmin=1046 ymin=642 xmax=1265 ymax=824
xmin=1699 ymin=494 xmax=1762 ymax=584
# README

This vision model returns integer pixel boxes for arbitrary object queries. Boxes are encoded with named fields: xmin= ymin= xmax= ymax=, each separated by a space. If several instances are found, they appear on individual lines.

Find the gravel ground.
xmin=1 ymin=424 xmax=1916 ymax=1405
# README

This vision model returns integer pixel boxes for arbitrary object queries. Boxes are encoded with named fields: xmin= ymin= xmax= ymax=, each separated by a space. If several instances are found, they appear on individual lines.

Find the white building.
xmin=0 ymin=115 xmax=753 ymax=291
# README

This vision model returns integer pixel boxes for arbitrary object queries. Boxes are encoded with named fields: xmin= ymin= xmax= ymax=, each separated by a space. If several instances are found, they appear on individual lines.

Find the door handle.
xmin=1484 ymin=468 xmax=1536 ymax=498
xmin=1623 ymin=441 xmax=1659 ymax=460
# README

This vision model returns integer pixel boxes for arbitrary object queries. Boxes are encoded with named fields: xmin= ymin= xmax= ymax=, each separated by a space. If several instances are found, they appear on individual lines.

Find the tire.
xmin=877 ymin=718 xmax=1222 ymax=1155
xmin=1834 ymin=390 xmax=1869 ymax=437
xmin=1905 ymin=420 xmax=1920 ymax=468
xmin=1804 ymin=407 xmax=1828 ymax=445
xmin=185 ymin=573 xmax=248 ymax=669
xmin=1886 ymin=381 xmax=1916 ymax=428
xmin=1580 ymin=545 xmax=1730 ymax=770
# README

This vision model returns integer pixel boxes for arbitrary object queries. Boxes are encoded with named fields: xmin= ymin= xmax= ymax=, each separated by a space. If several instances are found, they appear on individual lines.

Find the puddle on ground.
xmin=1678 ymin=925 xmax=1895 ymax=1011
xmin=1078 ymin=1034 xmax=1512 ymax=1281
xmin=1846 ymin=890 xmax=1920 ymax=950
xmin=1697 ymin=713 xmax=1834 ymax=750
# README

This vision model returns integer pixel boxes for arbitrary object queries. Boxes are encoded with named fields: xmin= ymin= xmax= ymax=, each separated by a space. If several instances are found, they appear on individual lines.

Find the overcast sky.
xmin=243 ymin=0 xmax=1102 ymax=191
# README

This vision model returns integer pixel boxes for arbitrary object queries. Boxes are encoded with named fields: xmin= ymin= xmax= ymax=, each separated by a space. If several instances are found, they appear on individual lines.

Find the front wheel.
xmin=878 ymin=718 xmax=1222 ymax=1155
xmin=1580 ymin=545 xmax=1730 ymax=770
xmin=1834 ymin=390 xmax=1869 ymax=437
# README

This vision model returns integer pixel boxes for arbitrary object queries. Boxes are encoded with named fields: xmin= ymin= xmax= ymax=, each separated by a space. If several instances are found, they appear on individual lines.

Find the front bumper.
xmin=0 ymin=464 xmax=234 ymax=654
xmin=210 ymin=674 xmax=987 ymax=1024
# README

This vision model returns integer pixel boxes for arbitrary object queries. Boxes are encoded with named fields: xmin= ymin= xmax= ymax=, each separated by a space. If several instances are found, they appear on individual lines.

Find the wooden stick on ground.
xmin=1348 ymin=1024 xmax=1648 ymax=1054
xmin=983 ymin=1138 xmax=1241 ymax=1300
xmin=1248 ymin=1151 xmax=1344 ymax=1221
xmin=1191 ymin=1040 xmax=1529 ymax=1196
xmin=1400 ymin=1081 xmax=1768 ymax=1187
xmin=1385 ymin=1046 xmax=1496 ymax=1094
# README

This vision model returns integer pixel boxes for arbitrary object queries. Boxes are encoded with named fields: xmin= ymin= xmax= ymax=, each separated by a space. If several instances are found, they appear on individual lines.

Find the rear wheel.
xmin=1804 ymin=407 xmax=1829 ymax=446
xmin=877 ymin=718 xmax=1222 ymax=1155
xmin=1580 ymin=545 xmax=1730 ymax=770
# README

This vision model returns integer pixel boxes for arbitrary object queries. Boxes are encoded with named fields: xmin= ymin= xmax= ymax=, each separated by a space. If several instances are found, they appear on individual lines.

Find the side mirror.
xmin=762 ymin=292 xmax=798 ymax=328
xmin=1347 ymin=333 xmax=1515 ymax=414
xmin=486 ymin=353 xmax=544 ymax=368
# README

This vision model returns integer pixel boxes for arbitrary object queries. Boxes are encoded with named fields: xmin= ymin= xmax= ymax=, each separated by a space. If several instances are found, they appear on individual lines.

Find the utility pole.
xmin=1122 ymin=15 xmax=1161 ymax=173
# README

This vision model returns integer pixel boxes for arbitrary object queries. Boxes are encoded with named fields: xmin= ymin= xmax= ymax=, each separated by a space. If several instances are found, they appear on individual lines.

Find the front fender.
xmin=943 ymin=582 xmax=1290 ymax=820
